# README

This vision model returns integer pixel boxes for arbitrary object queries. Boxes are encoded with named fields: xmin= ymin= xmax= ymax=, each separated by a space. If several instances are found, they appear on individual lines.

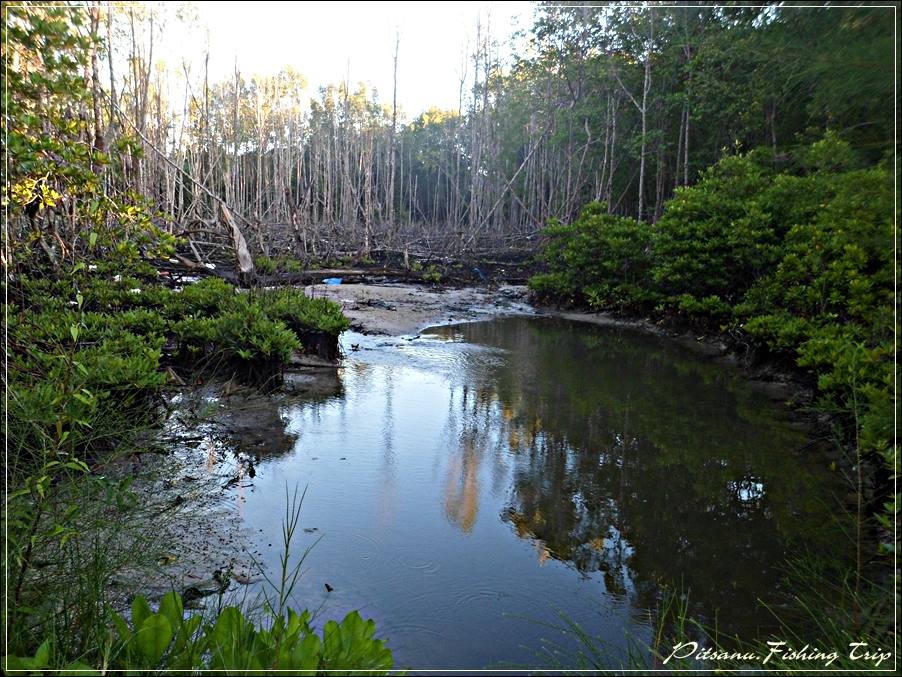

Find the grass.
xmin=523 ymin=555 xmax=896 ymax=673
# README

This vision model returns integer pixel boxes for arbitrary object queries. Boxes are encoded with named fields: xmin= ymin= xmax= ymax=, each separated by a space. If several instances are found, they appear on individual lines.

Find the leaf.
xmin=72 ymin=391 xmax=93 ymax=406
xmin=3 ymin=655 xmax=36 ymax=670
xmin=65 ymin=459 xmax=90 ymax=473
xmin=288 ymin=631 xmax=322 ymax=671
xmin=33 ymin=639 xmax=51 ymax=668
xmin=159 ymin=591 xmax=184 ymax=629
xmin=112 ymin=612 xmax=132 ymax=642
xmin=137 ymin=613 xmax=172 ymax=664
xmin=212 ymin=606 xmax=243 ymax=646
xmin=131 ymin=595 xmax=152 ymax=631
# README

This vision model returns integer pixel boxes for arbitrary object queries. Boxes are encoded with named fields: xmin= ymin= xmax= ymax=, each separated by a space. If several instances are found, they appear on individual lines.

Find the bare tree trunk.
xmin=389 ymin=32 xmax=399 ymax=230
xmin=89 ymin=4 xmax=104 ymax=153
xmin=637 ymin=8 xmax=653 ymax=222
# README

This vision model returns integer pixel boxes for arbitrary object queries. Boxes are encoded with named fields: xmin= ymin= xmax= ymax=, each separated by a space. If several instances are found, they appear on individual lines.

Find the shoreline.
xmin=313 ymin=281 xmax=821 ymax=425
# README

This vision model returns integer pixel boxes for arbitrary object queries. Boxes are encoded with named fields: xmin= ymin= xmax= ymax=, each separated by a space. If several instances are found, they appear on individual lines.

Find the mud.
xmin=309 ymin=282 xmax=533 ymax=336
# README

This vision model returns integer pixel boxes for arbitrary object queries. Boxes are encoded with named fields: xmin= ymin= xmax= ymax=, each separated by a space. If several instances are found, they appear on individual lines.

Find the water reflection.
xmin=424 ymin=317 xmax=846 ymax=625
xmin=238 ymin=316 xmax=847 ymax=667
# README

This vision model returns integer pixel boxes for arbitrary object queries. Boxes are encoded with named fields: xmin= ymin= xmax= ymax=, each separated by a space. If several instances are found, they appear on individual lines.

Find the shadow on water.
xmin=223 ymin=315 xmax=849 ymax=669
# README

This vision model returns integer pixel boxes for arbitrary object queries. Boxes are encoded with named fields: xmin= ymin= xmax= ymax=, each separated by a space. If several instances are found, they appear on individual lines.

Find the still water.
xmin=233 ymin=316 xmax=844 ymax=669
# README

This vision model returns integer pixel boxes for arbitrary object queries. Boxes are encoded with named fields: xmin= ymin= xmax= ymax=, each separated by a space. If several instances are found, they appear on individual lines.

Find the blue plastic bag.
xmin=322 ymin=277 xmax=343 ymax=285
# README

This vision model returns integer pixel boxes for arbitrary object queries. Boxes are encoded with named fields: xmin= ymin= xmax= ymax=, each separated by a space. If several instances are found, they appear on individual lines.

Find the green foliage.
xmin=422 ymin=264 xmax=443 ymax=284
xmin=530 ymin=136 xmax=894 ymax=556
xmin=214 ymin=303 xmax=302 ymax=366
xmin=8 ymin=267 xmax=350 ymax=483
xmin=262 ymin=288 xmax=351 ymax=336
xmin=2 ymin=4 xmax=178 ymax=270
xmin=652 ymin=154 xmax=780 ymax=309
xmin=255 ymin=255 xmax=277 ymax=274
xmin=6 ymin=592 xmax=394 ymax=673
xmin=738 ymin=165 xmax=893 ymax=487
xmin=529 ymin=201 xmax=656 ymax=310
xmin=7 ymin=284 xmax=166 ymax=463
xmin=167 ymin=276 xmax=234 ymax=318
xmin=527 ymin=272 xmax=576 ymax=303
xmin=280 ymin=257 xmax=304 ymax=273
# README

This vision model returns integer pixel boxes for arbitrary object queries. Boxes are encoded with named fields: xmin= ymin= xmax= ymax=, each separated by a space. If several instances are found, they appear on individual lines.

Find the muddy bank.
xmin=308 ymin=282 xmax=534 ymax=336
xmin=116 ymin=375 xmax=345 ymax=607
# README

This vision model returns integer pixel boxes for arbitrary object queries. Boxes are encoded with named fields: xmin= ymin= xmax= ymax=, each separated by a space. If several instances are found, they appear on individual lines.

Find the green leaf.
xmin=213 ymin=606 xmax=243 ymax=646
xmin=288 ymin=631 xmax=322 ymax=671
xmin=159 ymin=591 xmax=184 ymax=630
xmin=137 ymin=613 xmax=173 ymax=664
xmin=33 ymin=639 xmax=51 ymax=668
xmin=112 ymin=612 xmax=132 ymax=642
xmin=131 ymin=595 xmax=152 ymax=630
xmin=72 ymin=391 xmax=93 ymax=406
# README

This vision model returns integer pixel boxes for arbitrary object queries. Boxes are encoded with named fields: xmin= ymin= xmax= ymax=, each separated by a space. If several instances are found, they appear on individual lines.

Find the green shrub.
xmin=8 ymin=328 xmax=164 ymax=462
xmin=529 ymin=201 xmax=656 ymax=311
xmin=167 ymin=276 xmax=236 ymax=319
xmin=255 ymin=255 xmax=277 ymax=274
xmin=675 ymin=293 xmax=731 ymax=319
xmin=423 ymin=264 xmax=443 ymax=283
xmin=79 ymin=275 xmax=173 ymax=311
xmin=281 ymin=257 xmax=303 ymax=273
xmin=170 ymin=315 xmax=219 ymax=356
xmin=214 ymin=304 xmax=302 ymax=366
xmin=262 ymin=288 xmax=351 ymax=336
xmin=527 ymin=271 xmax=578 ymax=303
xmin=651 ymin=155 xmax=780 ymax=310
xmin=171 ymin=306 xmax=301 ymax=370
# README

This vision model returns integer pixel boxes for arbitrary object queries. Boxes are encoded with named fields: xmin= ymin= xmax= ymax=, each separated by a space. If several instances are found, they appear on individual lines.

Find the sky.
xmin=174 ymin=1 xmax=535 ymax=117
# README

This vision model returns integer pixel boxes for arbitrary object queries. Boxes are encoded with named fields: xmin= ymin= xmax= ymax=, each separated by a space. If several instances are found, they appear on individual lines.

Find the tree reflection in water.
xmin=427 ymin=316 xmax=848 ymax=634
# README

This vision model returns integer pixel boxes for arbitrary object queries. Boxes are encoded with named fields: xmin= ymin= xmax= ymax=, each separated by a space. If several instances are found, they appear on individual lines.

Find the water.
xmin=228 ymin=315 xmax=845 ymax=669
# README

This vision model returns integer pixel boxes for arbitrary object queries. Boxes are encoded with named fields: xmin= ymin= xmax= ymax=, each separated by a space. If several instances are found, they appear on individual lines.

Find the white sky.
xmin=178 ymin=1 xmax=534 ymax=117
